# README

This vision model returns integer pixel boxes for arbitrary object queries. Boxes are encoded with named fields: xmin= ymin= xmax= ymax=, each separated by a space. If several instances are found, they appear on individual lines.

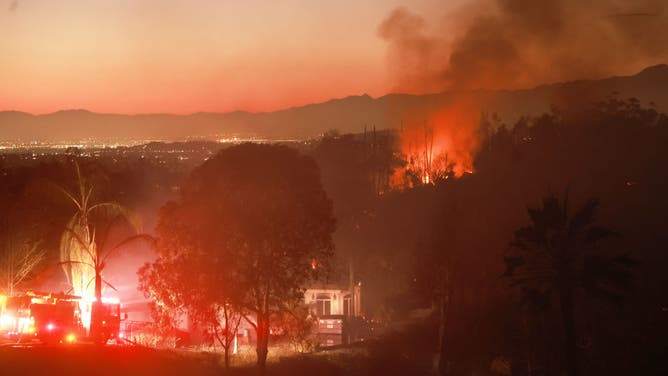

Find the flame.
xmin=391 ymin=98 xmax=480 ymax=189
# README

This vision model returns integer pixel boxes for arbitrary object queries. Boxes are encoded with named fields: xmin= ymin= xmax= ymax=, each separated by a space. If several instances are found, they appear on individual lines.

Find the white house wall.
xmin=303 ymin=289 xmax=346 ymax=315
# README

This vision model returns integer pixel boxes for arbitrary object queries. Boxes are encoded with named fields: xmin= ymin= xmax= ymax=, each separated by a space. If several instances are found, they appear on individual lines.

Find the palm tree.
xmin=57 ymin=162 xmax=149 ymax=340
xmin=504 ymin=191 xmax=632 ymax=376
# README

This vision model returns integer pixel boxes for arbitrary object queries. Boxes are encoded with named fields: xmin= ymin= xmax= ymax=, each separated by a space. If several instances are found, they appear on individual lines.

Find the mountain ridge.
xmin=1 ymin=65 xmax=667 ymax=142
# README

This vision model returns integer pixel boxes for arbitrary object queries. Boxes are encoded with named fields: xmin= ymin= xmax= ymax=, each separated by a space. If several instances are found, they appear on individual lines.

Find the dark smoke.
xmin=379 ymin=1 xmax=668 ymax=92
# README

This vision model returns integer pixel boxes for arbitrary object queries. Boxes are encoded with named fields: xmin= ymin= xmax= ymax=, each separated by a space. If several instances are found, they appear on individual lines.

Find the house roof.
xmin=305 ymin=283 xmax=348 ymax=292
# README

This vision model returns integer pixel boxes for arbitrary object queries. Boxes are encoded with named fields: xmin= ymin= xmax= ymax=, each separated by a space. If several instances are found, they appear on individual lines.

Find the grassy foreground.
xmin=0 ymin=322 xmax=437 ymax=376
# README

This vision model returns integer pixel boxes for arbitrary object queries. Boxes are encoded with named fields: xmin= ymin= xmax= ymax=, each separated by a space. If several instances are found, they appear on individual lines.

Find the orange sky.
xmin=0 ymin=0 xmax=457 ymax=114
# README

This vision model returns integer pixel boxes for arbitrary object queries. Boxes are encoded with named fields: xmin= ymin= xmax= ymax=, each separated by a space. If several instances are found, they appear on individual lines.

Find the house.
xmin=303 ymin=283 xmax=361 ymax=318
xmin=303 ymin=282 xmax=363 ymax=346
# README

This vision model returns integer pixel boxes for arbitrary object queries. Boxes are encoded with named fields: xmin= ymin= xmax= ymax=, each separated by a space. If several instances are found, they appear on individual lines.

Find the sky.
xmin=0 ymin=0 xmax=458 ymax=114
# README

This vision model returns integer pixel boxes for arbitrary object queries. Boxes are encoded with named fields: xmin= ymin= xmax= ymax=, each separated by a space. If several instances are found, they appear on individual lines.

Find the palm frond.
xmin=90 ymin=202 xmax=142 ymax=232
xmin=74 ymin=161 xmax=85 ymax=203
xmin=85 ymin=276 xmax=95 ymax=290
xmin=51 ymin=182 xmax=83 ymax=211
xmin=102 ymin=234 xmax=155 ymax=264
xmin=585 ymin=225 xmax=619 ymax=244
xmin=61 ymin=226 xmax=96 ymax=262
xmin=103 ymin=279 xmax=118 ymax=292
xmin=85 ymin=185 xmax=94 ymax=210
xmin=581 ymin=255 xmax=632 ymax=289
xmin=569 ymin=198 xmax=599 ymax=237
xmin=541 ymin=194 xmax=566 ymax=229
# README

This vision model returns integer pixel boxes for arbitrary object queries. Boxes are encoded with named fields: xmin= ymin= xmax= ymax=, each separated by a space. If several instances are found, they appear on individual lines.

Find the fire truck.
xmin=90 ymin=298 xmax=123 ymax=344
xmin=0 ymin=292 xmax=122 ymax=345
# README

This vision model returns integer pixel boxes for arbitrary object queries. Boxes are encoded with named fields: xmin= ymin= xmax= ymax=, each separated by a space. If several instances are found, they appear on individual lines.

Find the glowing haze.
xmin=0 ymin=0 xmax=456 ymax=115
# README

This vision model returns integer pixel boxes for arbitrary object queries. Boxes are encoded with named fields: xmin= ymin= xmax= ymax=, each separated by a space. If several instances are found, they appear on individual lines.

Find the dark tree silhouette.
xmin=504 ymin=192 xmax=633 ymax=376
xmin=140 ymin=143 xmax=335 ymax=374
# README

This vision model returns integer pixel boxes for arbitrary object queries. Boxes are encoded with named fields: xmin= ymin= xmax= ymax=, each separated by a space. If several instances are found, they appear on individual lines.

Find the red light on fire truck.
xmin=65 ymin=333 xmax=76 ymax=343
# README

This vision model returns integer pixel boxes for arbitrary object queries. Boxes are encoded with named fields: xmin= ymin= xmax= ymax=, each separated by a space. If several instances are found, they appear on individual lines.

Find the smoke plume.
xmin=379 ymin=0 xmax=668 ymax=92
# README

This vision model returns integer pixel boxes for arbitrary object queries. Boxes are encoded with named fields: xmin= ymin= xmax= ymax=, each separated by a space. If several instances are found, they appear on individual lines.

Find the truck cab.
xmin=91 ymin=300 xmax=121 ymax=344
xmin=29 ymin=300 xmax=83 ymax=344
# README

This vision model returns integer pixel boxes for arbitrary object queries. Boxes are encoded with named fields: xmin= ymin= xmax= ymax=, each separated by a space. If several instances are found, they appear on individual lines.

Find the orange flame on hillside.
xmin=391 ymin=98 xmax=481 ymax=188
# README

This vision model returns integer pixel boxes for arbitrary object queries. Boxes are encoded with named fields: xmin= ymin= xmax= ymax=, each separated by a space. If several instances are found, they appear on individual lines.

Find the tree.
xmin=504 ymin=192 xmax=632 ymax=376
xmin=139 ymin=221 xmax=244 ymax=368
xmin=0 ymin=238 xmax=45 ymax=296
xmin=273 ymin=301 xmax=318 ymax=353
xmin=206 ymin=303 xmax=243 ymax=369
xmin=57 ymin=161 xmax=146 ymax=340
xmin=410 ymin=179 xmax=474 ymax=376
xmin=414 ymin=235 xmax=454 ymax=375
xmin=140 ymin=144 xmax=336 ymax=373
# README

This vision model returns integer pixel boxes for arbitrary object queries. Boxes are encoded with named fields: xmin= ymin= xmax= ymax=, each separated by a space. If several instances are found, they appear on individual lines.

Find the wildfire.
xmin=391 ymin=98 xmax=481 ymax=188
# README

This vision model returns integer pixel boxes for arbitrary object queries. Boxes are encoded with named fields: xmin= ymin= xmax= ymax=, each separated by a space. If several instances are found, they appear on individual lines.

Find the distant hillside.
xmin=1 ymin=64 xmax=667 ymax=142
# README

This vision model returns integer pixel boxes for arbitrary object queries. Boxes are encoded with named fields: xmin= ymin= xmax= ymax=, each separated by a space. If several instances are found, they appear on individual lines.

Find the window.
xmin=315 ymin=293 xmax=331 ymax=316
xmin=343 ymin=295 xmax=352 ymax=317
